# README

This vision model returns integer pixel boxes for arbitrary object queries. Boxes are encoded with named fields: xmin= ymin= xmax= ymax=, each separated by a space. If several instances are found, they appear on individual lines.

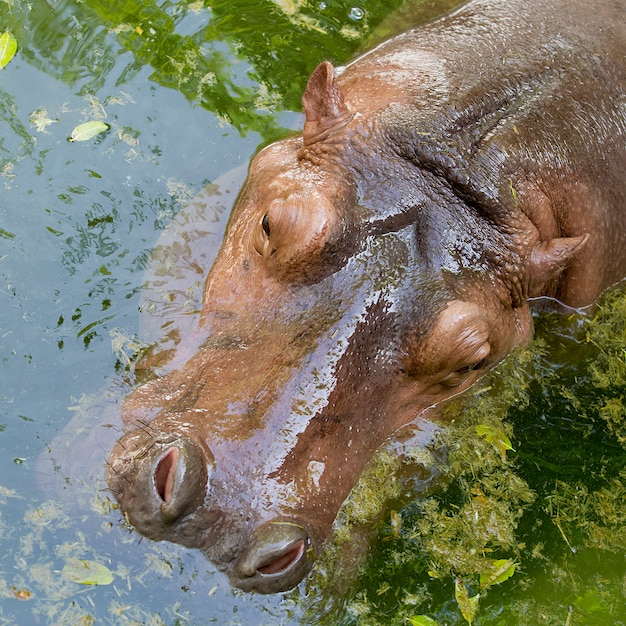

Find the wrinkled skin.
xmin=106 ymin=0 xmax=626 ymax=593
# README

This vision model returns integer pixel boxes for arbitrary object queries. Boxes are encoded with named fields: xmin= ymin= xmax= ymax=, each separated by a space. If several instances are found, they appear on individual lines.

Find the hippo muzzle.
xmin=106 ymin=430 xmax=316 ymax=593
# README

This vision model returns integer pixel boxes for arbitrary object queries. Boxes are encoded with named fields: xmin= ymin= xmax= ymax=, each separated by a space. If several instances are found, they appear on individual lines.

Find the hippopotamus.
xmin=105 ymin=0 xmax=626 ymax=594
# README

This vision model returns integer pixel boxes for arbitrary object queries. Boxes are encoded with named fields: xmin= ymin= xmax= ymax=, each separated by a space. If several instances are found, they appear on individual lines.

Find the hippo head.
xmin=106 ymin=62 xmax=587 ymax=593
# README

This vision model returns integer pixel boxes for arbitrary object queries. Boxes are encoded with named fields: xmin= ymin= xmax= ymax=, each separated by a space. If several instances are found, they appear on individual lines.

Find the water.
xmin=1 ymin=1 xmax=624 ymax=624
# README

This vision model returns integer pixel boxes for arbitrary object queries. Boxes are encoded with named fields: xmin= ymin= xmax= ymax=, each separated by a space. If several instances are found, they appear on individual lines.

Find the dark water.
xmin=0 ymin=1 xmax=624 ymax=624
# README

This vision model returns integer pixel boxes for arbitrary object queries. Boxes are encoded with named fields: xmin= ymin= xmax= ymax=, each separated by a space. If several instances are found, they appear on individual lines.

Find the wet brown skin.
xmin=106 ymin=0 xmax=626 ymax=594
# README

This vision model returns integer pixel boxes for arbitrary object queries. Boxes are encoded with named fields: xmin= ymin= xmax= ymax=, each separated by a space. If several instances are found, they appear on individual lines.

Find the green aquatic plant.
xmin=582 ymin=287 xmax=626 ymax=446
xmin=61 ymin=559 xmax=114 ymax=586
xmin=545 ymin=471 xmax=626 ymax=554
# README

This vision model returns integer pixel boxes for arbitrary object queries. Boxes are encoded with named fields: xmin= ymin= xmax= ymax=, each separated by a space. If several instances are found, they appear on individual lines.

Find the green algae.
xmin=337 ymin=450 xmax=404 ymax=532
xmin=546 ymin=471 xmax=626 ymax=554
xmin=570 ymin=287 xmax=626 ymax=446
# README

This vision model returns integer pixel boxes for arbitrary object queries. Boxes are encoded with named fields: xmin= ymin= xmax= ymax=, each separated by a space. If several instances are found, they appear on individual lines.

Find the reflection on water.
xmin=0 ymin=0 xmax=624 ymax=624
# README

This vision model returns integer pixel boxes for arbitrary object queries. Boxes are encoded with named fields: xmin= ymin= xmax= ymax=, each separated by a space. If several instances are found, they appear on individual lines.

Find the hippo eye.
xmin=454 ymin=357 xmax=487 ymax=376
xmin=440 ymin=357 xmax=488 ymax=388
xmin=253 ymin=213 xmax=275 ymax=258
xmin=261 ymin=213 xmax=271 ymax=238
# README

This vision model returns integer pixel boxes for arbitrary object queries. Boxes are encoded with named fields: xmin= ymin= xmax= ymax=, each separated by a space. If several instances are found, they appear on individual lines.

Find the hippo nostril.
xmin=152 ymin=442 xmax=209 ymax=524
xmin=154 ymin=447 xmax=179 ymax=503
xmin=106 ymin=432 xmax=211 ymax=539
xmin=231 ymin=521 xmax=314 ymax=592
xmin=257 ymin=539 xmax=305 ymax=576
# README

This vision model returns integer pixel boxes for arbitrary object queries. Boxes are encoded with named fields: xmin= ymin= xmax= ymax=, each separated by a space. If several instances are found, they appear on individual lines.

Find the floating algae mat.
xmin=305 ymin=285 xmax=626 ymax=626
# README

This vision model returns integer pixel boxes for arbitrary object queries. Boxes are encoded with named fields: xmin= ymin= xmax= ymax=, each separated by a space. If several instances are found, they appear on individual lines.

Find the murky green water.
xmin=1 ymin=1 xmax=624 ymax=624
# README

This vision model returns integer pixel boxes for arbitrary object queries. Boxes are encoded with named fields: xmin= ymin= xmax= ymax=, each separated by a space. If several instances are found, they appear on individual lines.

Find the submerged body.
xmin=106 ymin=0 xmax=626 ymax=593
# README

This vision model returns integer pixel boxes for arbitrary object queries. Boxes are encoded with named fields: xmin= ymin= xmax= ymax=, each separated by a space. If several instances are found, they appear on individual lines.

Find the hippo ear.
xmin=302 ymin=61 xmax=350 ymax=145
xmin=529 ymin=233 xmax=589 ymax=295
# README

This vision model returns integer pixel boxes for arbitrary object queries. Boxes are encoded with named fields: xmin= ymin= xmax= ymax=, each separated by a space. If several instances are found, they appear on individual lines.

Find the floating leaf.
xmin=69 ymin=121 xmax=110 ymax=142
xmin=454 ymin=578 xmax=480 ymax=624
xmin=475 ymin=424 xmax=514 ymax=461
xmin=0 ymin=31 xmax=17 ymax=69
xmin=408 ymin=616 xmax=440 ymax=626
xmin=62 ymin=558 xmax=114 ymax=585
xmin=479 ymin=558 xmax=517 ymax=590
xmin=11 ymin=587 xmax=32 ymax=601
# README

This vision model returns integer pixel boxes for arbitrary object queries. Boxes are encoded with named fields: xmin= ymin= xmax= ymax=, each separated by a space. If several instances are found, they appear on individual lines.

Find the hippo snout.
xmin=230 ymin=520 xmax=313 ymax=594
xmin=105 ymin=432 xmax=210 ymax=540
